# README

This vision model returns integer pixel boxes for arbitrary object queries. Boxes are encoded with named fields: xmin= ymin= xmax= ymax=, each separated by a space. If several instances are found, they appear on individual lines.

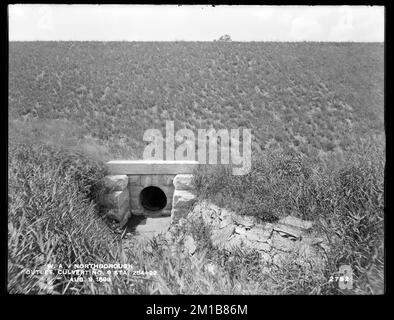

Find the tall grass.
xmin=7 ymin=141 xmax=273 ymax=294
xmin=8 ymin=142 xmax=111 ymax=293
xmin=8 ymin=125 xmax=384 ymax=294
xmin=193 ymin=134 xmax=385 ymax=294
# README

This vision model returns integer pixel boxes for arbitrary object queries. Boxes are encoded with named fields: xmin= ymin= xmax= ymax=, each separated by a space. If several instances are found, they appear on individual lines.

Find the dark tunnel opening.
xmin=139 ymin=186 xmax=167 ymax=212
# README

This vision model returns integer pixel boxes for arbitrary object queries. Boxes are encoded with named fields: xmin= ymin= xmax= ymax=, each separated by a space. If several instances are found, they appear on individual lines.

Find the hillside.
xmin=9 ymin=42 xmax=384 ymax=159
xmin=8 ymin=41 xmax=385 ymax=294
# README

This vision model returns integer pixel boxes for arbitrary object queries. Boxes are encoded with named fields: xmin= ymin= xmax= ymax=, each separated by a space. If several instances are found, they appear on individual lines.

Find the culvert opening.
xmin=140 ymin=186 xmax=167 ymax=212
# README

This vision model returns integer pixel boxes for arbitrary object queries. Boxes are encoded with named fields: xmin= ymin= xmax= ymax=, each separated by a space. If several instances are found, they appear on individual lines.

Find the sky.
xmin=8 ymin=5 xmax=384 ymax=42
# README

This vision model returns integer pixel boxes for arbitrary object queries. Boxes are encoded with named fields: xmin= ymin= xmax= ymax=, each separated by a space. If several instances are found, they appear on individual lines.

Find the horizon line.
xmin=8 ymin=40 xmax=384 ymax=43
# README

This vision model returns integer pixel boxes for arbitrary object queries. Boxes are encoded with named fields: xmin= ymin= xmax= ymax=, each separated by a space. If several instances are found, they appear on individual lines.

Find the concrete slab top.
xmin=107 ymin=160 xmax=200 ymax=175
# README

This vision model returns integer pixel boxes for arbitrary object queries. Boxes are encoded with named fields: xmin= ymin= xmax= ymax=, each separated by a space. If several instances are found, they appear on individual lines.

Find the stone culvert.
xmin=99 ymin=160 xmax=199 ymax=226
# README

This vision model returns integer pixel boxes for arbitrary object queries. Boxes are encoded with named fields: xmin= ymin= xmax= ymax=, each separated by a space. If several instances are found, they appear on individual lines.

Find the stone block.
xmin=172 ymin=190 xmax=196 ymax=208
xmin=129 ymin=185 xmax=143 ymax=197
xmin=141 ymin=175 xmax=159 ymax=186
xmin=173 ymin=174 xmax=194 ymax=190
xmin=231 ymin=214 xmax=255 ymax=228
xmin=159 ymin=175 xmax=176 ymax=186
xmin=278 ymin=215 xmax=313 ymax=230
xmin=102 ymin=175 xmax=128 ymax=191
xmin=128 ymin=175 xmax=141 ymax=186
xmin=245 ymin=225 xmax=273 ymax=243
xmin=107 ymin=160 xmax=199 ymax=175
xmin=171 ymin=208 xmax=188 ymax=223
xmin=273 ymin=224 xmax=302 ymax=240
xmin=101 ymin=190 xmax=129 ymax=209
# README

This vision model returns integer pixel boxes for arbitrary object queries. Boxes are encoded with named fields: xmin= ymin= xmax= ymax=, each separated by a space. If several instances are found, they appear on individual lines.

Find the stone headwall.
xmin=100 ymin=161 xmax=199 ymax=225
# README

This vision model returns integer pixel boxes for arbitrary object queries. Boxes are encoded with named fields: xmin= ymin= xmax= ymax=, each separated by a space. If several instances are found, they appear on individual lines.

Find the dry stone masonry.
xmin=100 ymin=160 xmax=199 ymax=225
xmin=168 ymin=200 xmax=328 ymax=270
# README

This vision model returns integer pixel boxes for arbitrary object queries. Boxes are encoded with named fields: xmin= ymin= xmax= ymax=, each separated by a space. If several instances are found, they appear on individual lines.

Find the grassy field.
xmin=8 ymin=41 xmax=384 ymax=294
xmin=9 ymin=42 xmax=383 ymax=157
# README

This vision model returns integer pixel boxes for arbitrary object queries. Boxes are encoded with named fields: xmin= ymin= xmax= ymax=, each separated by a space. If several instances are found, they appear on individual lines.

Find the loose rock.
xmin=278 ymin=215 xmax=313 ymax=230
xmin=245 ymin=225 xmax=272 ymax=243
xmin=273 ymin=224 xmax=301 ymax=240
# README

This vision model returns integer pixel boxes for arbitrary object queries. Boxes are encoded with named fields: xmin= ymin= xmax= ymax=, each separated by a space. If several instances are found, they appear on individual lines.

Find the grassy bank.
xmin=193 ymin=134 xmax=385 ymax=294
xmin=8 ymin=133 xmax=384 ymax=294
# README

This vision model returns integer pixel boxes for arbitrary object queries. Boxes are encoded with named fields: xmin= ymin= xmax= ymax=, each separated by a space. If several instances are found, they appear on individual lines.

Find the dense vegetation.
xmin=8 ymin=41 xmax=384 ymax=294
xmin=9 ymin=42 xmax=383 ymax=158
xmin=193 ymin=135 xmax=384 ymax=294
